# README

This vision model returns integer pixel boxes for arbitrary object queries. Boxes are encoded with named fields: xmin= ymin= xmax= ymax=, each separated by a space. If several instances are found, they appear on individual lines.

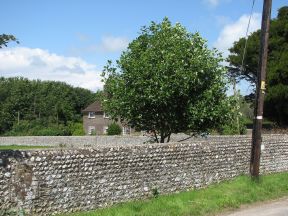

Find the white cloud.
xmin=204 ymin=0 xmax=220 ymax=7
xmin=0 ymin=47 xmax=103 ymax=91
xmin=69 ymin=35 xmax=129 ymax=55
xmin=215 ymin=15 xmax=232 ymax=26
xmin=76 ymin=33 xmax=90 ymax=42
xmin=99 ymin=36 xmax=129 ymax=52
xmin=214 ymin=13 xmax=261 ymax=56
xmin=203 ymin=0 xmax=231 ymax=7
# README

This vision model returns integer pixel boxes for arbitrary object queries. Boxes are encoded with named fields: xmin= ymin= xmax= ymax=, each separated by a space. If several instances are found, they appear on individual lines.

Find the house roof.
xmin=82 ymin=101 xmax=103 ymax=113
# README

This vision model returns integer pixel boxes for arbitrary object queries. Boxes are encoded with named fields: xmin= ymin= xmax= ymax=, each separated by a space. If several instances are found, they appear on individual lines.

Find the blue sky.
xmin=0 ymin=0 xmax=287 ymax=92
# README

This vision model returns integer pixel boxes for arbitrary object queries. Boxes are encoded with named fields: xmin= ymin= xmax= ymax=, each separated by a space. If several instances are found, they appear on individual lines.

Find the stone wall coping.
xmin=4 ymin=135 xmax=287 ymax=153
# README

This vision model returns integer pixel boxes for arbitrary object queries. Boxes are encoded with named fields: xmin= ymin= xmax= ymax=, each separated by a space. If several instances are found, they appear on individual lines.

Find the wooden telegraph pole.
xmin=250 ymin=0 xmax=272 ymax=179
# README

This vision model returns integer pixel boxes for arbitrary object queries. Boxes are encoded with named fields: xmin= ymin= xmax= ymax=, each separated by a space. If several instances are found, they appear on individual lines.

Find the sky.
xmin=0 ymin=0 xmax=287 ymax=94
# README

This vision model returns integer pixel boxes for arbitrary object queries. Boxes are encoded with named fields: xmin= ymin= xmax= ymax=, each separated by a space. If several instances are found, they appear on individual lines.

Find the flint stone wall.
xmin=0 ymin=134 xmax=282 ymax=147
xmin=0 ymin=134 xmax=227 ymax=147
xmin=0 ymin=135 xmax=150 ymax=147
xmin=0 ymin=135 xmax=288 ymax=215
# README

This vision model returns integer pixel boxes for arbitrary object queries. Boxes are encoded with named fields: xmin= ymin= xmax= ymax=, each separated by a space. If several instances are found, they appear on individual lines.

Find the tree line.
xmin=0 ymin=77 xmax=98 ymax=135
xmin=228 ymin=6 xmax=288 ymax=126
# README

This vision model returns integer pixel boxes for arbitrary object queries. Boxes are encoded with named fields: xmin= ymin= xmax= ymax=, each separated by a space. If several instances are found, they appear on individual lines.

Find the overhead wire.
xmin=233 ymin=0 xmax=256 ymax=134
xmin=240 ymin=0 xmax=256 ymax=74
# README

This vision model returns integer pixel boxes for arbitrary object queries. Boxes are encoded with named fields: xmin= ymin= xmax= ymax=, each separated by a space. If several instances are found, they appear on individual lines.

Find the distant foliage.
xmin=218 ymin=93 xmax=248 ymax=135
xmin=227 ymin=6 xmax=288 ymax=126
xmin=239 ymin=99 xmax=254 ymax=120
xmin=4 ymin=120 xmax=70 ymax=136
xmin=107 ymin=123 xmax=122 ymax=135
xmin=0 ymin=77 xmax=97 ymax=135
xmin=218 ymin=116 xmax=247 ymax=135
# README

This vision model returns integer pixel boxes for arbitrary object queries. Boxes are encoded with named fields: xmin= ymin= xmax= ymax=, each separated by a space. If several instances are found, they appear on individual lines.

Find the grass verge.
xmin=0 ymin=145 xmax=52 ymax=150
xmin=61 ymin=172 xmax=288 ymax=216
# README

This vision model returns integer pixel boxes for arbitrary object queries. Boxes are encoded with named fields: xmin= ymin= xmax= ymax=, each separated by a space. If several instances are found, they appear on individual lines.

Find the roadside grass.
xmin=0 ymin=145 xmax=52 ymax=150
xmin=61 ymin=172 xmax=288 ymax=216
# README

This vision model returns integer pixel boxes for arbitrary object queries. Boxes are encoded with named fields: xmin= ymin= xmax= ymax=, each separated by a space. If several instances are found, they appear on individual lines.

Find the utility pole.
xmin=250 ymin=0 xmax=272 ymax=179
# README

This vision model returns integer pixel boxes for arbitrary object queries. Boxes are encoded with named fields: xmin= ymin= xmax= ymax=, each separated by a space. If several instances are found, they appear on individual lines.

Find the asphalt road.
xmin=222 ymin=197 xmax=288 ymax=216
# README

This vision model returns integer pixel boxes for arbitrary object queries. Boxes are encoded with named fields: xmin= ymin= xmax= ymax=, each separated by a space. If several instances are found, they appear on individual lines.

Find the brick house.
xmin=82 ymin=101 xmax=132 ymax=135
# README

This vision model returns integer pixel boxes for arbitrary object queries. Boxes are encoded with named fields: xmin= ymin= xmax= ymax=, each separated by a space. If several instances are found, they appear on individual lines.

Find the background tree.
xmin=0 ymin=34 xmax=19 ymax=48
xmin=0 ymin=77 xmax=96 ymax=135
xmin=102 ymin=18 xmax=232 ymax=143
xmin=218 ymin=93 xmax=250 ymax=135
xmin=227 ymin=6 xmax=288 ymax=126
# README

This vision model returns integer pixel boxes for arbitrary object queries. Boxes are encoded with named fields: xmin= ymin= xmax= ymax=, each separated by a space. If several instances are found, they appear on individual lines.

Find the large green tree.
xmin=227 ymin=6 xmax=288 ymax=125
xmin=102 ymin=18 xmax=232 ymax=143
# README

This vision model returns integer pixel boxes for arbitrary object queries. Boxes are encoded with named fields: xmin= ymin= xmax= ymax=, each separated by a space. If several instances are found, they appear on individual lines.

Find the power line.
xmin=232 ymin=0 xmax=256 ymax=135
xmin=240 ymin=0 xmax=256 ymax=74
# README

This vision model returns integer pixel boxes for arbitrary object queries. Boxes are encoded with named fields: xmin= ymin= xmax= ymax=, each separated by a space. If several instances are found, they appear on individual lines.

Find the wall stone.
xmin=0 ymin=134 xmax=283 ymax=147
xmin=0 ymin=135 xmax=287 ymax=215
xmin=0 ymin=135 xmax=148 ymax=147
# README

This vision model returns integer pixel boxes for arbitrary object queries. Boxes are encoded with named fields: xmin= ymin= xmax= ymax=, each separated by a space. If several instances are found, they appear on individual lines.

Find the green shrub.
xmin=32 ymin=125 xmax=70 ymax=136
xmin=68 ymin=122 xmax=85 ymax=136
xmin=219 ymin=116 xmax=247 ymax=135
xmin=7 ymin=120 xmax=33 ymax=135
xmin=4 ymin=120 xmax=71 ymax=136
xmin=107 ymin=123 xmax=122 ymax=135
xmin=152 ymin=187 xmax=159 ymax=198
xmin=72 ymin=128 xmax=85 ymax=136
xmin=243 ymin=117 xmax=253 ymax=129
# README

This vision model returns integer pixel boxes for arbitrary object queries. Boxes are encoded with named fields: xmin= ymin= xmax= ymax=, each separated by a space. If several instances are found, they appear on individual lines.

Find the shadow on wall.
xmin=0 ymin=150 xmax=28 ymax=168
xmin=0 ymin=150 xmax=34 ymax=215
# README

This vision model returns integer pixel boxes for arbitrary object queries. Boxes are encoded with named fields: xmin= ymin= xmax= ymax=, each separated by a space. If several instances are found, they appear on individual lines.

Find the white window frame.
xmin=88 ymin=126 xmax=96 ymax=135
xmin=88 ymin=112 xmax=95 ymax=119
xmin=103 ymin=126 xmax=108 ymax=134
xmin=103 ymin=112 xmax=110 ymax=119
xmin=122 ymin=126 xmax=131 ymax=135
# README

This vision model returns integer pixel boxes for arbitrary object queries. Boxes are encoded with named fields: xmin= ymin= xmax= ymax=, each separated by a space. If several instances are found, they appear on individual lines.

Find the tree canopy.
xmin=102 ymin=18 xmax=232 ymax=143
xmin=227 ymin=6 xmax=288 ymax=125
xmin=0 ymin=77 xmax=97 ymax=135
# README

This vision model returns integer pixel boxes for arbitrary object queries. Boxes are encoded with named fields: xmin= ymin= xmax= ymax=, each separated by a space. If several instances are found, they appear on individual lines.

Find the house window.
xmin=88 ymin=126 xmax=96 ymax=135
xmin=122 ymin=126 xmax=131 ymax=135
xmin=103 ymin=126 xmax=108 ymax=134
xmin=103 ymin=112 xmax=110 ymax=119
xmin=88 ymin=112 xmax=95 ymax=119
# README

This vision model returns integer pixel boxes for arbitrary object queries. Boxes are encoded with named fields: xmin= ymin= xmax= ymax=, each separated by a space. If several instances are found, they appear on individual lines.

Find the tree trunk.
xmin=167 ymin=133 xmax=171 ymax=142
xmin=153 ymin=130 xmax=159 ymax=143
xmin=160 ymin=131 xmax=172 ymax=143
xmin=160 ymin=131 xmax=165 ymax=143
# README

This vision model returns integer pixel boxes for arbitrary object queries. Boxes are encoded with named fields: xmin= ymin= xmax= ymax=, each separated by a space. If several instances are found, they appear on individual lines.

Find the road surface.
xmin=222 ymin=197 xmax=288 ymax=216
